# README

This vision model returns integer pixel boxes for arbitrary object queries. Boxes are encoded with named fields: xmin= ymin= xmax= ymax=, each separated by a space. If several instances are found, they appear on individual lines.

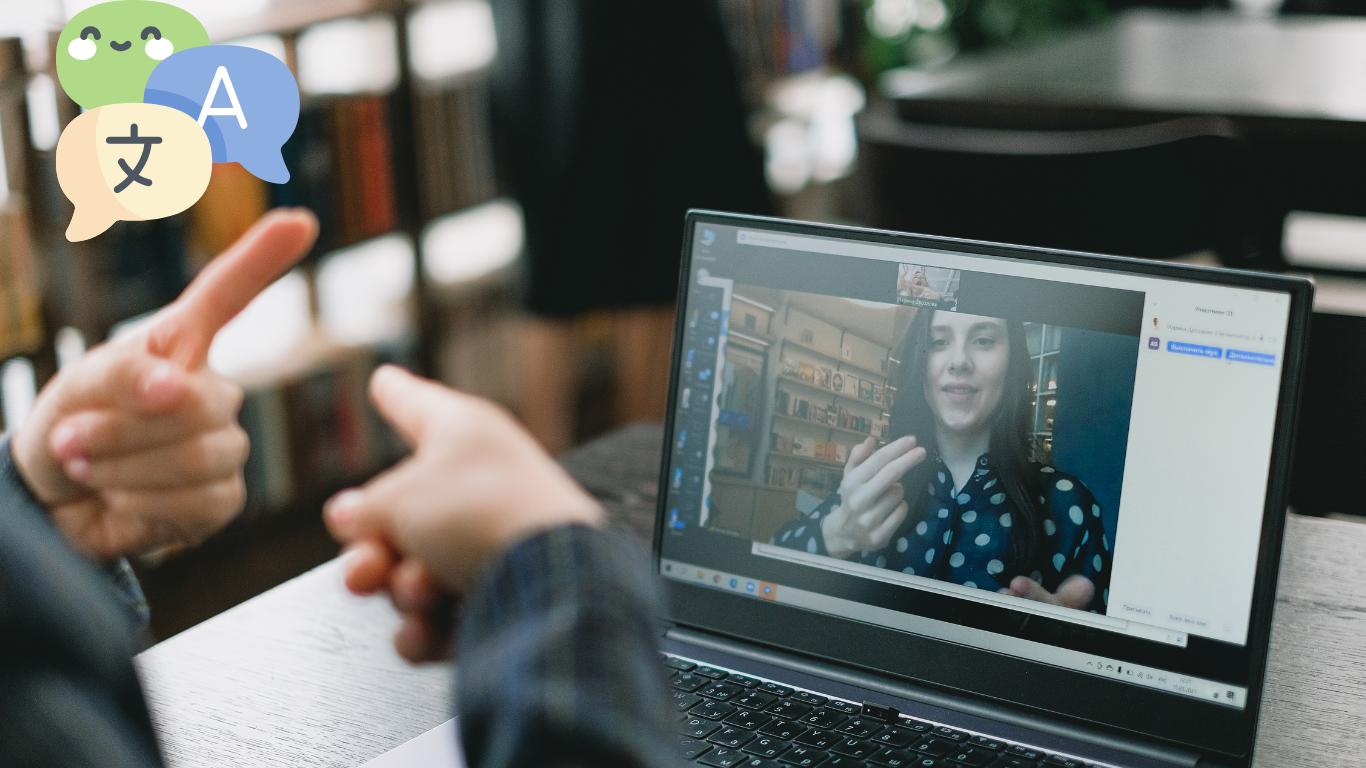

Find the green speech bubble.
xmin=57 ymin=1 xmax=210 ymax=110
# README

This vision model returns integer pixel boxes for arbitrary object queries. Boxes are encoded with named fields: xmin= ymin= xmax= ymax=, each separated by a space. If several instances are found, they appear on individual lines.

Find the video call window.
xmin=707 ymin=272 xmax=1137 ymax=617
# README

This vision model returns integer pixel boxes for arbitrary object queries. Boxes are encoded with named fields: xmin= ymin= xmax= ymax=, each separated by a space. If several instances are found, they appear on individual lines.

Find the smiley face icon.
xmin=56 ymin=0 xmax=210 ymax=110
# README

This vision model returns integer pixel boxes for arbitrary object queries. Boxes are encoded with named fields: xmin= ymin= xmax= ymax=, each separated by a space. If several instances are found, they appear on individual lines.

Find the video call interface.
xmin=660 ymin=222 xmax=1293 ymax=709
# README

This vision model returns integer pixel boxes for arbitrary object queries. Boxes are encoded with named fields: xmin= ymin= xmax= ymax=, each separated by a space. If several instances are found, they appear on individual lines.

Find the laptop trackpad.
xmin=362 ymin=718 xmax=464 ymax=767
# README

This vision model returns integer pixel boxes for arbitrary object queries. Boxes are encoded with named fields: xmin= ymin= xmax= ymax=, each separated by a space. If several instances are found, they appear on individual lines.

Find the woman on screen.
xmin=772 ymin=309 xmax=1112 ymax=612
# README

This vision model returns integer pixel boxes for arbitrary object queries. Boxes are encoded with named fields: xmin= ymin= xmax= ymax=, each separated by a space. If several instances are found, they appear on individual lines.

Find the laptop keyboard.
xmin=663 ymin=654 xmax=1115 ymax=768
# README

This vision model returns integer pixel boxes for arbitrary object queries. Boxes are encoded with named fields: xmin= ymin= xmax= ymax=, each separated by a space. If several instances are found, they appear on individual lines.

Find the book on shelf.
xmin=273 ymin=93 xmax=399 ymax=258
xmin=719 ymin=0 xmax=843 ymax=85
xmin=0 ymin=202 xmax=42 ymax=361
xmin=414 ymin=79 xmax=497 ymax=223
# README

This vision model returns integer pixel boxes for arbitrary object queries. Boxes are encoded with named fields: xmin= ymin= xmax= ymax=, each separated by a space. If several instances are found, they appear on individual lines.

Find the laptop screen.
xmin=658 ymin=217 xmax=1294 ymax=712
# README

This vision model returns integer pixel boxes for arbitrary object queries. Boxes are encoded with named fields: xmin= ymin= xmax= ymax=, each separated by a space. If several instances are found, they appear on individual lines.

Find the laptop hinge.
xmin=665 ymin=625 xmax=1203 ymax=768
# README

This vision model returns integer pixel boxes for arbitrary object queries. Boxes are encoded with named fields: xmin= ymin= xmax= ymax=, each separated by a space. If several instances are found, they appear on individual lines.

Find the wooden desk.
xmin=136 ymin=424 xmax=1366 ymax=767
xmin=886 ymin=9 xmax=1366 ymax=216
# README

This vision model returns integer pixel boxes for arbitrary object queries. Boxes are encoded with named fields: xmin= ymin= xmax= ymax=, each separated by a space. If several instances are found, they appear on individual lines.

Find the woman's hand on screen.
xmin=821 ymin=436 xmax=926 ymax=559
xmin=1002 ymin=574 xmax=1095 ymax=610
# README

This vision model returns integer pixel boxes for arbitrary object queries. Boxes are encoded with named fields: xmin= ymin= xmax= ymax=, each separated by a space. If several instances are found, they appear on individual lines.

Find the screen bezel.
xmin=654 ymin=210 xmax=1311 ymax=762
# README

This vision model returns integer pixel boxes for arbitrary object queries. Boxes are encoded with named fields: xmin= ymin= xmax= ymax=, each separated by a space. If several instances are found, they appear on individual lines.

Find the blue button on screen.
xmin=1167 ymin=341 xmax=1222 ymax=359
xmin=1225 ymin=349 xmax=1276 ymax=366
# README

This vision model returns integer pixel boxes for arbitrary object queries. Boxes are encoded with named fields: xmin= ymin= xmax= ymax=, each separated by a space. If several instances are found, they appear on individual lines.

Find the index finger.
xmin=148 ymin=208 xmax=319 ymax=369
xmin=844 ymin=435 xmax=918 ymax=488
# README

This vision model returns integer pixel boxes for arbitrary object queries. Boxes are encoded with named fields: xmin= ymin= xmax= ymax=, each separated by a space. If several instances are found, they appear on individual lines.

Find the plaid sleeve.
xmin=0 ymin=436 xmax=164 ymax=767
xmin=455 ymin=524 xmax=675 ymax=768
xmin=0 ymin=435 xmax=149 ymax=627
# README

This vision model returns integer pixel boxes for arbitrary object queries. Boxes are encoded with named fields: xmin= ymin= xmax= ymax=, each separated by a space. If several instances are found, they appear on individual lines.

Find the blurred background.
xmin=2 ymin=0 xmax=1365 ymax=639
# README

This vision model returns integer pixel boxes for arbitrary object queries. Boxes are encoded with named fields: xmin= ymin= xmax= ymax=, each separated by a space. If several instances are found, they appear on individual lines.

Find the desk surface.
xmin=887 ymin=9 xmax=1366 ymax=127
xmin=137 ymin=424 xmax=1366 ymax=767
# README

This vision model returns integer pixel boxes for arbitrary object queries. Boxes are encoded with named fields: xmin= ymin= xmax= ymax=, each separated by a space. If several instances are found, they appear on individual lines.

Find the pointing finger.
xmin=148 ymin=208 xmax=319 ymax=369
xmin=369 ymin=365 xmax=466 ymax=447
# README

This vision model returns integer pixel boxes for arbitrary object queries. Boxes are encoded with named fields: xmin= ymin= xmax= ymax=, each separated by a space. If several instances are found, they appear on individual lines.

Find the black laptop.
xmin=654 ymin=211 xmax=1311 ymax=768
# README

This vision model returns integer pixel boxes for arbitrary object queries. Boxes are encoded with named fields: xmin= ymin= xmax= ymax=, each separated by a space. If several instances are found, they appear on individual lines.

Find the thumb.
xmin=1007 ymin=575 xmax=1061 ymax=606
xmin=368 ymin=365 xmax=461 ymax=447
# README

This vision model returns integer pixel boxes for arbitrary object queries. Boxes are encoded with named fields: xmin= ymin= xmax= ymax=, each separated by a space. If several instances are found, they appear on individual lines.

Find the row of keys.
xmin=664 ymin=655 xmax=1100 ymax=768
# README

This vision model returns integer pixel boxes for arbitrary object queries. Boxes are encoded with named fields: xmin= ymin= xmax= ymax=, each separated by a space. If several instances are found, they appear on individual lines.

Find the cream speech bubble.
xmin=57 ymin=103 xmax=212 ymax=242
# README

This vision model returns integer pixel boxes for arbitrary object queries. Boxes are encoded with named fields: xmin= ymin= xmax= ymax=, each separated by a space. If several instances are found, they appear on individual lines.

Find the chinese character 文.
xmin=106 ymin=123 xmax=164 ymax=193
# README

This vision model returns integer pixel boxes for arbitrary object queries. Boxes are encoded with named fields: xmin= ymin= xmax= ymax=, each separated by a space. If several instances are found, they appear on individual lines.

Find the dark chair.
xmin=855 ymin=107 xmax=1284 ymax=270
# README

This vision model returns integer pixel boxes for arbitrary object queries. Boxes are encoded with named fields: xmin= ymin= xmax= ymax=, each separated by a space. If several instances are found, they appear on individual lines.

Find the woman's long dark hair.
xmin=888 ymin=309 xmax=1043 ymax=577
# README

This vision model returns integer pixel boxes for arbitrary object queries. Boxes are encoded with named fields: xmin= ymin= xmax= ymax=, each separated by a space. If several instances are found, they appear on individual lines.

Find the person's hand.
xmin=1002 ymin=574 xmax=1095 ymax=610
xmin=324 ymin=366 xmax=604 ymax=661
xmin=821 ymin=435 xmax=926 ymax=559
xmin=9 ymin=209 xmax=319 ymax=559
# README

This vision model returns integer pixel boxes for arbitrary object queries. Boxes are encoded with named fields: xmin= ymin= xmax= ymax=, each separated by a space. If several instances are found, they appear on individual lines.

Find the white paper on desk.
xmin=362 ymin=718 xmax=465 ymax=768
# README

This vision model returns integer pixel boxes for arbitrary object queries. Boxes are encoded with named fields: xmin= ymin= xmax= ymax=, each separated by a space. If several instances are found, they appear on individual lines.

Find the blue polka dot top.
xmin=772 ymin=453 xmax=1112 ymax=612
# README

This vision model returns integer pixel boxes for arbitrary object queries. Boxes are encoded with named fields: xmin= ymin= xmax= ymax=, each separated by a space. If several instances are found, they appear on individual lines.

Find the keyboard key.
xmin=744 ymin=735 xmax=790 ymax=759
xmin=835 ymin=718 xmax=882 ymax=738
xmin=823 ymin=758 xmax=871 ymax=767
xmin=678 ymin=736 xmax=713 ymax=759
xmin=694 ymin=700 xmax=738 ymax=721
xmin=760 ymin=719 xmax=809 ymax=741
xmin=778 ymin=744 xmax=830 ymax=766
xmin=944 ymin=747 xmax=993 ymax=767
xmin=761 ymin=682 xmax=795 ymax=697
xmin=967 ymin=736 xmax=1004 ymax=752
xmin=766 ymin=700 xmax=814 ymax=719
xmin=799 ymin=709 xmax=849 ymax=730
xmin=664 ymin=656 xmax=697 ymax=672
xmin=673 ymin=672 xmax=708 ymax=692
xmin=701 ymin=746 xmax=752 ymax=767
xmin=1006 ymin=745 xmax=1045 ymax=762
xmin=701 ymin=683 xmax=747 ymax=702
xmin=679 ymin=716 xmax=722 ymax=738
xmin=825 ymin=700 xmax=862 ymax=715
xmin=1042 ymin=755 xmax=1087 ymax=768
xmin=669 ymin=690 xmax=703 ymax=712
xmin=914 ymin=738 xmax=954 ymax=758
xmin=709 ymin=726 xmax=759 ymax=749
xmin=696 ymin=665 xmax=731 ymax=679
xmin=725 ymin=709 xmax=774 ymax=731
xmin=991 ymin=759 xmax=1037 ymax=768
xmin=868 ymin=748 xmax=917 ymax=767
xmin=793 ymin=729 xmax=840 ymax=749
xmin=793 ymin=691 xmax=830 ymax=707
xmin=831 ymin=737 xmax=877 ymax=759
xmin=736 ymin=691 xmax=780 ymax=711
xmin=739 ymin=759 xmax=778 ymax=768
xmin=872 ymin=728 xmax=916 ymax=748
xmin=729 ymin=674 xmax=762 ymax=689
xmin=894 ymin=719 xmax=933 ymax=735
xmin=932 ymin=727 xmax=967 ymax=743
xmin=861 ymin=702 xmax=900 ymax=722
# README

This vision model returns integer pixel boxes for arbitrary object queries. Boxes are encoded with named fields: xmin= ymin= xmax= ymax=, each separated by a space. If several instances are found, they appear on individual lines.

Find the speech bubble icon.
xmin=144 ymin=45 xmax=300 ymax=184
xmin=57 ymin=103 xmax=212 ymax=242
xmin=57 ymin=0 xmax=210 ymax=110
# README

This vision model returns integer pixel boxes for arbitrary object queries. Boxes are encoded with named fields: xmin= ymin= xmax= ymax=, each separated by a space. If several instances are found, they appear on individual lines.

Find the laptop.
xmin=369 ymin=211 xmax=1310 ymax=768
xmin=651 ymin=212 xmax=1309 ymax=768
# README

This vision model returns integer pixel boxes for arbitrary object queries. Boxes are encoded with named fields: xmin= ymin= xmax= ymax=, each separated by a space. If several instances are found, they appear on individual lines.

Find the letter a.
xmin=198 ymin=66 xmax=248 ymax=130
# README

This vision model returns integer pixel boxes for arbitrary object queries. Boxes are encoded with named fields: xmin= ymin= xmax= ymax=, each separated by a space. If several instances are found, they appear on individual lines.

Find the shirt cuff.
xmin=0 ymin=433 xmax=150 ymax=628
xmin=0 ymin=433 xmax=45 ymax=514
xmin=455 ymin=524 xmax=672 ymax=767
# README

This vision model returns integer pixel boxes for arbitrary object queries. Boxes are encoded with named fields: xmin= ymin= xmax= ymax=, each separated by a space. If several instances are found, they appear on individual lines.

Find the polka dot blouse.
xmin=771 ymin=453 xmax=1112 ymax=612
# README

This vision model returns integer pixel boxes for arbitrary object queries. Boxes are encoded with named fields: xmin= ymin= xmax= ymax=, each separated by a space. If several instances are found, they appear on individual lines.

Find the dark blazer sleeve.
xmin=455 ymin=524 xmax=675 ymax=768
xmin=0 ymin=435 xmax=164 ymax=768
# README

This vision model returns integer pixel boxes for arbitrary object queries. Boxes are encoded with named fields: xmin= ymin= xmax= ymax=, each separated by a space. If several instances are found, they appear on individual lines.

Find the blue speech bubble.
xmin=144 ymin=45 xmax=299 ymax=184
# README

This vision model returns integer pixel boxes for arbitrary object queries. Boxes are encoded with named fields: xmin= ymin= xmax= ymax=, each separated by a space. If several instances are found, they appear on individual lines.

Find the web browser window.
xmin=660 ymin=220 xmax=1292 ymax=710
